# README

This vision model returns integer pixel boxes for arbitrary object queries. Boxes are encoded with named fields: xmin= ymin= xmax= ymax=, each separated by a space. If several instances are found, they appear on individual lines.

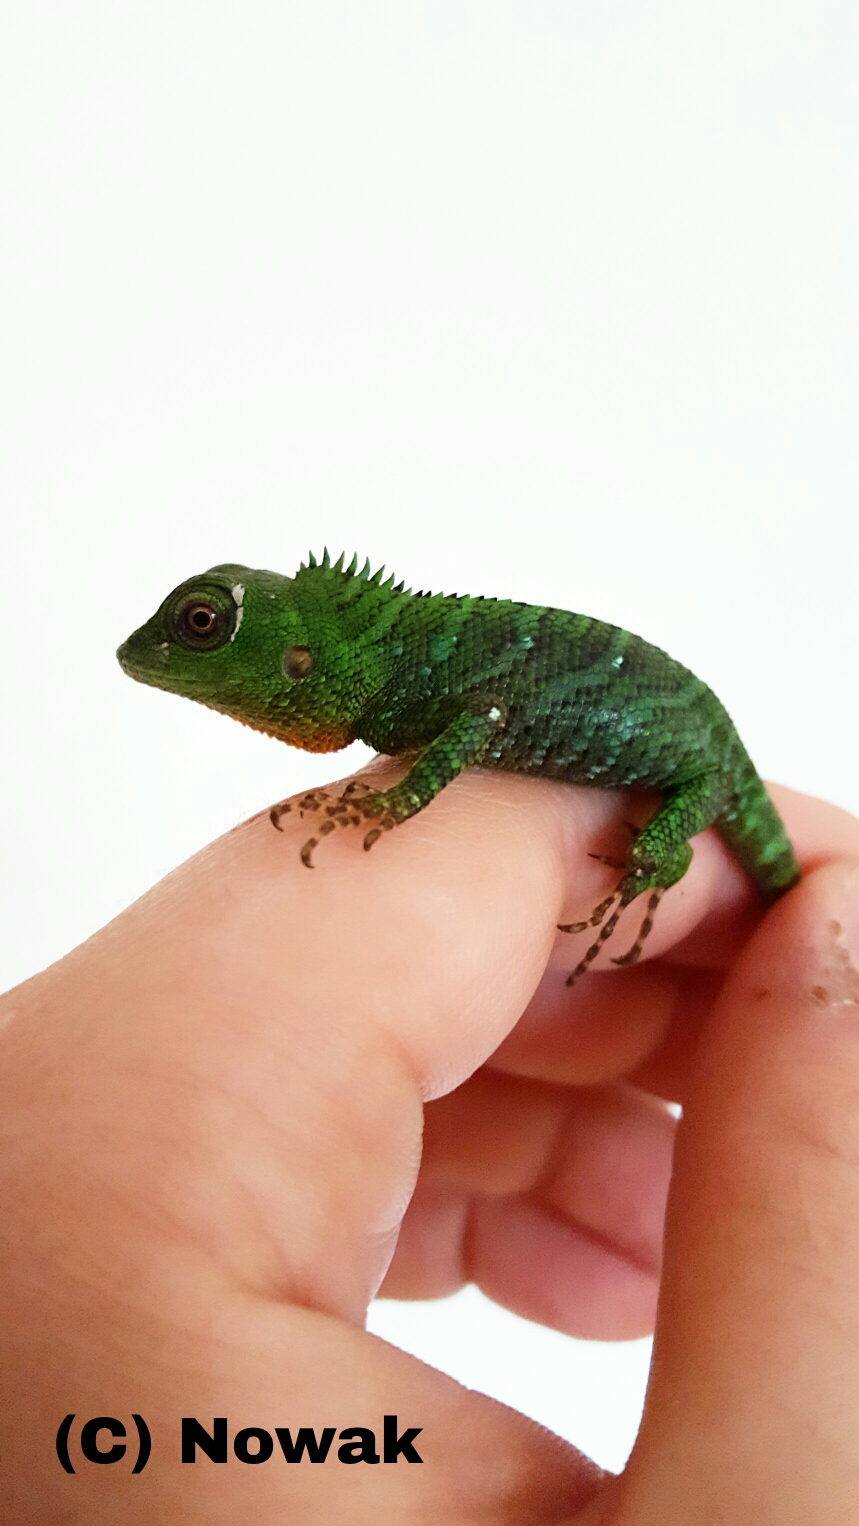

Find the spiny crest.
xmin=297 ymin=550 xmax=410 ymax=598
xmin=294 ymin=552 xmax=457 ymax=606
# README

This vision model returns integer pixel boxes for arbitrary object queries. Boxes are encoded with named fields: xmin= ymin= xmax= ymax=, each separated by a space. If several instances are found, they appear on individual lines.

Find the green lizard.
xmin=117 ymin=552 xmax=799 ymax=984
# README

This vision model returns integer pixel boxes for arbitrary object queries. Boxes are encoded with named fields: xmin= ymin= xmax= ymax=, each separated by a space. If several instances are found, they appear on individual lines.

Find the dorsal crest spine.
xmin=294 ymin=551 xmax=416 ymax=605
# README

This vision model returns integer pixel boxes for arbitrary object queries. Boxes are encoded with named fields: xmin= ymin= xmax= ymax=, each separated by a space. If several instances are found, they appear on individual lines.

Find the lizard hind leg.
xmin=561 ymin=780 xmax=713 ymax=986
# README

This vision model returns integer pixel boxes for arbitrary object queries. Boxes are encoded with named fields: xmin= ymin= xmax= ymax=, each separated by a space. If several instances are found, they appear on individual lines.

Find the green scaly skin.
xmin=117 ymin=553 xmax=799 ymax=983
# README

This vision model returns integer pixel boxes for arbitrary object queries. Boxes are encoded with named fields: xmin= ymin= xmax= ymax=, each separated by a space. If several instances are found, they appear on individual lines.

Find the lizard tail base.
xmin=715 ymin=758 xmax=800 ymax=904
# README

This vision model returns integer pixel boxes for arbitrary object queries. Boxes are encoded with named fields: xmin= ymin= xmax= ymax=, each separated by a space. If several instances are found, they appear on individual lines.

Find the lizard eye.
xmin=283 ymin=645 xmax=313 ymax=678
xmin=170 ymin=588 xmax=237 ymax=651
xmin=184 ymin=602 xmax=217 ymax=637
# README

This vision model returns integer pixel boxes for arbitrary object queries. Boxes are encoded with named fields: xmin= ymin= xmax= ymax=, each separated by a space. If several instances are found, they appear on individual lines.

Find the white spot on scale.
xmin=230 ymin=584 xmax=245 ymax=641
xmin=159 ymin=642 xmax=169 ymax=651
xmin=488 ymin=706 xmax=502 ymax=722
xmin=612 ymin=654 xmax=624 ymax=667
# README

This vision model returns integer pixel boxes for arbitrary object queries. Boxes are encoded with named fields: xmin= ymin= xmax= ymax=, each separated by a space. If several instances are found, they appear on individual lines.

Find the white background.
xmin=1 ymin=0 xmax=856 ymax=1475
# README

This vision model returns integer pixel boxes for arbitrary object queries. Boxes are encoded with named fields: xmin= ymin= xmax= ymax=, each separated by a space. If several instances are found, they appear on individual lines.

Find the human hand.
xmin=1 ymin=765 xmax=857 ymax=1522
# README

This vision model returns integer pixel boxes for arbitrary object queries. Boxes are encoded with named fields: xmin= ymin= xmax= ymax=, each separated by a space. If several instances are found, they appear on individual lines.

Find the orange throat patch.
xmin=235 ymin=711 xmax=353 ymax=754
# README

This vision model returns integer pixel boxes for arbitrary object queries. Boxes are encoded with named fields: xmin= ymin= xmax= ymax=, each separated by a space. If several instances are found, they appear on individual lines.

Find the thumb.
xmin=619 ymin=860 xmax=859 ymax=1524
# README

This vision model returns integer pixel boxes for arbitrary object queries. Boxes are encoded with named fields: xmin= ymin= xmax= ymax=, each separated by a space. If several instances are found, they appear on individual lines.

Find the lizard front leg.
xmin=297 ymin=703 xmax=506 ymax=867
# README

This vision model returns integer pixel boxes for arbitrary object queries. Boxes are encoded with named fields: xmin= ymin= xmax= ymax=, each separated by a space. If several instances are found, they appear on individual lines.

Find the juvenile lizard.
xmin=117 ymin=553 xmax=799 ymax=983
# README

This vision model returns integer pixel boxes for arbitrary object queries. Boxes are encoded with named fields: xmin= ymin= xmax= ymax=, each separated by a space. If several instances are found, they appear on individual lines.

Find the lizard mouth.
xmin=116 ymin=639 xmax=170 ymax=684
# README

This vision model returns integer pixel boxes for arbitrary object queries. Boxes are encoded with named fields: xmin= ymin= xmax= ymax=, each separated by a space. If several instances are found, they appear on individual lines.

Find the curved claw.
xmin=363 ymin=814 xmax=395 ymax=851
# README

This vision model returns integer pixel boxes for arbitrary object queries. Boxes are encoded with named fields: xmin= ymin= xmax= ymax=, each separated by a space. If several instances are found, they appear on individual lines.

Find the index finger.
xmin=3 ymin=764 xmax=851 ymax=1328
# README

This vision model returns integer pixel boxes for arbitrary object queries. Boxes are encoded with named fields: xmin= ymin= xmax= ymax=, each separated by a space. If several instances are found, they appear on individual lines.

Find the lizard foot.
xmin=270 ymin=788 xmax=332 ymax=830
xmin=298 ymin=783 xmax=394 ymax=867
xmin=559 ymin=881 xmax=666 ymax=986
xmin=557 ymin=801 xmax=701 ymax=984
xmin=271 ymin=780 xmax=379 ymax=856
xmin=335 ymin=786 xmax=397 ymax=852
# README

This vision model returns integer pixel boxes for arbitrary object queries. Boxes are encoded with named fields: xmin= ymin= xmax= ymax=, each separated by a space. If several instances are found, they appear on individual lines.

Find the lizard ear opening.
xmin=283 ymin=645 xmax=314 ymax=679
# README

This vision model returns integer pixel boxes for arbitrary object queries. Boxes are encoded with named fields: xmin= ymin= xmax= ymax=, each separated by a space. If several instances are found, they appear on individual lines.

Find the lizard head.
xmin=116 ymin=562 xmax=355 ymax=752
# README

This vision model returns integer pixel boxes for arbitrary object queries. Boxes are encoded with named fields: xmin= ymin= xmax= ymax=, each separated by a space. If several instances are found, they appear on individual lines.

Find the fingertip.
xmin=625 ymin=860 xmax=859 ymax=1512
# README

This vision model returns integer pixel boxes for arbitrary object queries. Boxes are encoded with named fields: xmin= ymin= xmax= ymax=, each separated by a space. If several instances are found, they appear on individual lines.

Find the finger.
xmin=2 ymin=768 xmax=630 ymax=1519
xmin=655 ymin=784 xmax=859 ymax=971
xmin=381 ymin=1072 xmax=674 ymax=1340
xmin=490 ymin=963 xmax=723 ymax=1099
xmin=490 ymin=786 xmax=859 ymax=1094
xmin=489 ymin=961 xmax=687 ymax=1089
xmin=0 ymin=770 xmax=844 ymax=1322
xmin=1 ymin=769 xmax=656 ymax=1326
xmin=2 ymin=769 xmax=849 ymax=1338
xmin=618 ymin=860 xmax=859 ymax=1520
xmin=0 ymin=777 xmax=852 ymax=1520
